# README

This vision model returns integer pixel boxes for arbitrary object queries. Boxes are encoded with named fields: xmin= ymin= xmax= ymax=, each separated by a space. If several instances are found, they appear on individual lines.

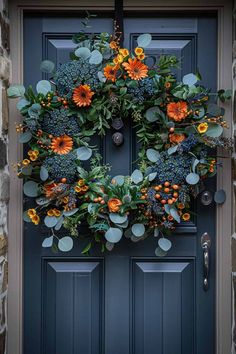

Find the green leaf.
xmin=131 ymin=223 xmax=145 ymax=237
xmin=36 ymin=80 xmax=51 ymax=95
xmin=170 ymin=207 xmax=180 ymax=223
xmin=81 ymin=242 xmax=92 ymax=254
xmin=112 ymin=175 xmax=125 ymax=186
xmin=42 ymin=236 xmax=53 ymax=248
xmin=148 ymin=172 xmax=157 ymax=181
xmin=40 ymin=166 xmax=48 ymax=181
xmin=21 ymin=165 xmax=32 ymax=176
xmin=98 ymin=71 xmax=106 ymax=82
xmin=17 ymin=98 xmax=30 ymax=111
xmin=205 ymin=124 xmax=223 ymax=138
xmin=131 ymin=169 xmax=143 ymax=184
xmin=36 ymin=197 xmax=50 ymax=205
xmin=28 ymin=103 xmax=41 ymax=118
xmin=167 ymin=145 xmax=178 ymax=155
xmin=207 ymin=103 xmax=221 ymax=116
xmin=214 ymin=189 xmax=226 ymax=204
xmin=40 ymin=60 xmax=55 ymax=74
xmin=145 ymin=106 xmax=161 ymax=122
xmin=146 ymin=148 xmax=160 ymax=162
xmin=105 ymin=227 xmax=123 ymax=243
xmin=7 ymin=84 xmax=25 ymax=98
xmin=44 ymin=216 xmax=59 ymax=228
xmin=137 ymin=33 xmax=152 ymax=48
xmin=182 ymin=73 xmax=198 ymax=86
xmin=109 ymin=213 xmax=127 ymax=224
xmin=23 ymin=211 xmax=31 ymax=222
xmin=75 ymin=47 xmax=91 ymax=59
xmin=192 ymin=159 xmax=200 ymax=173
xmin=23 ymin=181 xmax=39 ymax=197
xmin=55 ymin=216 xmax=64 ymax=231
xmin=89 ymin=50 xmax=103 ymax=65
xmin=186 ymin=172 xmax=200 ymax=185
xmin=58 ymin=236 xmax=73 ymax=252
xmin=76 ymin=146 xmax=92 ymax=160
xmin=158 ymin=238 xmax=172 ymax=251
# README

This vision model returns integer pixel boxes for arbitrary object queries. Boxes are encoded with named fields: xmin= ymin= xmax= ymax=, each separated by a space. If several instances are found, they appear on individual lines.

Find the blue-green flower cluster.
xmin=54 ymin=59 xmax=100 ymax=98
xmin=178 ymin=134 xmax=198 ymax=153
xmin=153 ymin=152 xmax=192 ymax=184
xmin=41 ymin=108 xmax=80 ymax=137
xmin=43 ymin=153 xmax=77 ymax=183
xmin=128 ymin=78 xmax=155 ymax=103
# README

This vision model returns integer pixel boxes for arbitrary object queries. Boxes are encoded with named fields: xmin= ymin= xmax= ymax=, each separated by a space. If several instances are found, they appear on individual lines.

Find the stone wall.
xmin=233 ymin=3 xmax=236 ymax=353
xmin=0 ymin=0 xmax=9 ymax=353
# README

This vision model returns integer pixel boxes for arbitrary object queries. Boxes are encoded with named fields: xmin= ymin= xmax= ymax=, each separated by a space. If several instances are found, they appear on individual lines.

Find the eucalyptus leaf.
xmin=36 ymin=197 xmax=50 ymax=205
xmin=146 ymin=148 xmax=160 ymax=163
xmin=207 ymin=103 xmax=221 ymax=116
xmin=137 ymin=33 xmax=152 ymax=48
xmin=23 ymin=181 xmax=39 ymax=197
xmin=214 ymin=189 xmax=226 ymax=204
xmin=154 ymin=227 xmax=159 ymax=237
xmin=155 ymin=246 xmax=167 ymax=257
xmin=21 ymin=165 xmax=32 ymax=176
xmin=131 ymin=223 xmax=145 ymax=237
xmin=168 ymin=145 xmax=178 ymax=155
xmin=19 ymin=130 xmax=32 ymax=143
xmin=112 ymin=175 xmax=125 ymax=186
xmin=117 ymin=220 xmax=129 ymax=228
xmin=42 ymin=236 xmax=53 ymax=248
xmin=17 ymin=98 xmax=30 ymax=111
xmin=105 ymin=241 xmax=114 ymax=251
xmin=98 ymin=71 xmax=106 ymax=83
xmin=40 ymin=60 xmax=55 ymax=74
xmin=170 ymin=207 xmax=181 ymax=223
xmin=75 ymin=47 xmax=91 ymax=59
xmin=28 ymin=103 xmax=41 ymax=118
xmin=7 ymin=84 xmax=25 ymax=98
xmin=23 ymin=211 xmax=31 ymax=222
xmin=89 ymin=50 xmax=103 ymax=65
xmin=109 ymin=213 xmax=127 ymax=224
xmin=105 ymin=227 xmax=123 ymax=243
xmin=44 ymin=215 xmax=59 ymax=228
xmin=158 ymin=237 xmax=172 ymax=251
xmin=192 ymin=159 xmax=200 ymax=173
xmin=145 ymin=106 xmax=160 ymax=122
xmin=186 ymin=172 xmax=200 ymax=185
xmin=63 ymin=208 xmax=79 ymax=216
xmin=205 ymin=124 xmax=223 ymax=138
xmin=76 ymin=146 xmax=92 ymax=160
xmin=40 ymin=166 xmax=49 ymax=181
xmin=148 ymin=172 xmax=157 ymax=181
xmin=36 ymin=80 xmax=51 ymax=95
xmin=58 ymin=236 xmax=73 ymax=252
xmin=131 ymin=169 xmax=143 ymax=184
xmin=182 ymin=73 xmax=198 ymax=87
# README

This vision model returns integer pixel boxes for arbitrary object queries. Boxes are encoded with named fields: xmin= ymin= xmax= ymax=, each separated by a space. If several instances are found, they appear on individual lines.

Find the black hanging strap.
xmin=114 ymin=0 xmax=124 ymax=45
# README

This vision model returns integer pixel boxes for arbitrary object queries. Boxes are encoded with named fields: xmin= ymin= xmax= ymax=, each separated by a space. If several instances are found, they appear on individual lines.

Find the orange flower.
xmin=119 ymin=48 xmax=129 ymax=57
xmin=167 ymin=101 xmax=188 ymax=122
xmin=104 ymin=65 xmax=118 ymax=82
xmin=44 ymin=182 xmax=58 ymax=198
xmin=122 ymin=58 xmax=148 ymax=80
xmin=137 ymin=53 xmax=145 ymax=61
xmin=72 ymin=85 xmax=94 ymax=107
xmin=107 ymin=198 xmax=122 ymax=213
xmin=134 ymin=47 xmax=144 ymax=55
xmin=51 ymin=135 xmax=73 ymax=155
xmin=182 ymin=213 xmax=190 ymax=221
xmin=27 ymin=208 xmax=36 ymax=217
xmin=31 ymin=214 xmax=40 ymax=225
xmin=169 ymin=133 xmax=186 ymax=144
xmin=110 ymin=41 xmax=119 ymax=50
xmin=178 ymin=203 xmax=185 ymax=210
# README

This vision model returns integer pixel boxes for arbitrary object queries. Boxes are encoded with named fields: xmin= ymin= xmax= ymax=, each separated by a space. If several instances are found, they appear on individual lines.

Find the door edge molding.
xmin=8 ymin=2 xmax=233 ymax=354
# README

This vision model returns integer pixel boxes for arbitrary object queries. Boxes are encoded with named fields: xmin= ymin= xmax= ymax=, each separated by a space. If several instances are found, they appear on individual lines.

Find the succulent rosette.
xmin=8 ymin=29 xmax=231 ymax=255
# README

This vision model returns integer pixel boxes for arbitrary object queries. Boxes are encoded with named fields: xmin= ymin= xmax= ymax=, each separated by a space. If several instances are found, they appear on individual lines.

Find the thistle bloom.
xmin=51 ymin=135 xmax=73 ymax=155
xmin=122 ymin=58 xmax=148 ymax=80
xmin=167 ymin=101 xmax=188 ymax=122
xmin=197 ymin=122 xmax=208 ymax=134
xmin=72 ymin=85 xmax=94 ymax=107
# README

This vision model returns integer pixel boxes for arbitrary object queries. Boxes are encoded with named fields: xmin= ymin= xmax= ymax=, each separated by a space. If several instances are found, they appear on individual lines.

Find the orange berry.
xmin=173 ymin=192 xmax=178 ymax=198
xmin=172 ymin=198 xmax=177 ymax=202
xmin=161 ymin=199 xmax=167 ymax=204
xmin=140 ymin=196 xmax=146 ymax=200
xmin=169 ymin=127 xmax=175 ymax=133
xmin=168 ymin=199 xmax=173 ymax=205
xmin=94 ymin=198 xmax=98 ymax=202
xmin=98 ymin=197 xmax=102 ymax=202
xmin=154 ymin=186 xmax=159 ymax=191
xmin=100 ymin=200 xmax=105 ymax=205
xmin=172 ymin=184 xmax=179 ymax=190
xmin=164 ymin=188 xmax=170 ymax=193
xmin=61 ymin=178 xmax=67 ymax=183
xmin=164 ymin=181 xmax=170 ymax=187
xmin=168 ymin=215 xmax=174 ymax=221
xmin=158 ymin=185 xmax=162 ymax=189
xmin=155 ymin=194 xmax=161 ymax=199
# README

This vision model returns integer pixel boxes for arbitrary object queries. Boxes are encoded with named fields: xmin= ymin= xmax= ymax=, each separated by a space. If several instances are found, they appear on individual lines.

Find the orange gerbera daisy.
xmin=167 ymin=101 xmax=188 ymax=122
xmin=72 ymin=85 xmax=94 ymax=107
xmin=51 ymin=135 xmax=73 ymax=155
xmin=122 ymin=58 xmax=148 ymax=80
xmin=104 ymin=65 xmax=118 ymax=82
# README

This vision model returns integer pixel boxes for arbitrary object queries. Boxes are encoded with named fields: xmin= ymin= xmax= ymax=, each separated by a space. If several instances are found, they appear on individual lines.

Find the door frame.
xmin=8 ymin=1 xmax=233 ymax=353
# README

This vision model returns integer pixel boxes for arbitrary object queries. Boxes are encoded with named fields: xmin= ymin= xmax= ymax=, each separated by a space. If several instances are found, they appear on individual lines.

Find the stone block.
xmin=1 ymin=88 xmax=8 ymax=134
xmin=0 ymin=56 xmax=10 ymax=82
xmin=0 ymin=13 xmax=9 ymax=53
xmin=0 ymin=329 xmax=6 ymax=354
xmin=1 ymin=261 xmax=7 ymax=293
xmin=0 ymin=139 xmax=7 ymax=169
xmin=0 ymin=172 xmax=9 ymax=201
xmin=0 ymin=235 xmax=7 ymax=257
xmin=232 ymin=237 xmax=236 ymax=271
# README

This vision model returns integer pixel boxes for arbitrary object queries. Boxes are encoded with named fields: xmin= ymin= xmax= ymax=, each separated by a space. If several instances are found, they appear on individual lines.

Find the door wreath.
xmin=8 ymin=28 xmax=232 ymax=255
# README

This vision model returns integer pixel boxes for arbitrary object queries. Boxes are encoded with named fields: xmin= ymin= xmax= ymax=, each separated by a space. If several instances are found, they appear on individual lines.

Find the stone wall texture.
xmin=0 ymin=0 xmax=9 ymax=353
xmin=233 ymin=3 xmax=236 ymax=353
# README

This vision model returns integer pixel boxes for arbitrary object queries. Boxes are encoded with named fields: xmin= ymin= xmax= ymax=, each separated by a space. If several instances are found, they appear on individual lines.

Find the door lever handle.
xmin=201 ymin=232 xmax=211 ymax=291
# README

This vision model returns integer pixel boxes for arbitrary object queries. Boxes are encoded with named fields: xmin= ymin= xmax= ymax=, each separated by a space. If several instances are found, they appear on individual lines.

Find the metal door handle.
xmin=201 ymin=232 xmax=211 ymax=291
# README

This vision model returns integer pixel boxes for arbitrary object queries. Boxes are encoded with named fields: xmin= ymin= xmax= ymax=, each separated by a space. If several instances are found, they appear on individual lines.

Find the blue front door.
xmin=23 ymin=12 xmax=217 ymax=354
